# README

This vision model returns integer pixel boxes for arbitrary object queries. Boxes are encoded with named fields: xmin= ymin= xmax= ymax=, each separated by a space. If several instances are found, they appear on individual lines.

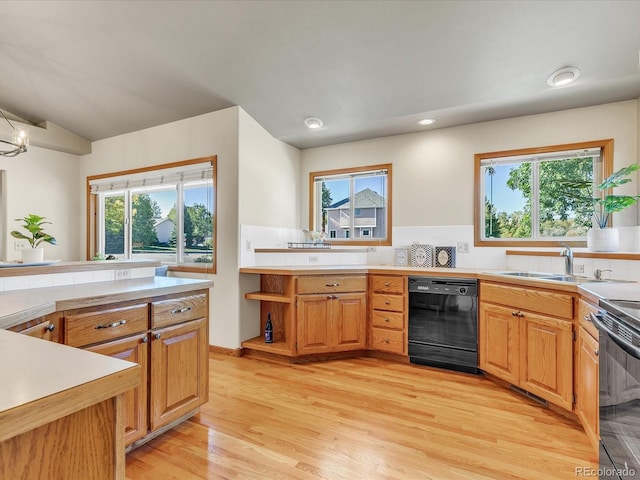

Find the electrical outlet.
xmin=574 ymin=264 xmax=585 ymax=274
xmin=457 ymin=242 xmax=470 ymax=254
xmin=308 ymin=255 xmax=319 ymax=264
xmin=115 ymin=269 xmax=130 ymax=280
xmin=14 ymin=240 xmax=29 ymax=251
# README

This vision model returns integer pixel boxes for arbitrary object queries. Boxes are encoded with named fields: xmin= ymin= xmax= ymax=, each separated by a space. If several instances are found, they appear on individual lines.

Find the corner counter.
xmin=0 ymin=329 xmax=140 ymax=479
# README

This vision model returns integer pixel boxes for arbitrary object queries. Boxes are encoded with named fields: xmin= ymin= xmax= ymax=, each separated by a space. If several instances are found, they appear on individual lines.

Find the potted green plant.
xmin=562 ymin=163 xmax=640 ymax=251
xmin=10 ymin=214 xmax=58 ymax=263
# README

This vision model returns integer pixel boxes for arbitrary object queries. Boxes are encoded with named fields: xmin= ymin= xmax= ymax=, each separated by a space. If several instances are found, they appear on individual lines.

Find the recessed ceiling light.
xmin=417 ymin=118 xmax=436 ymax=126
xmin=304 ymin=117 xmax=323 ymax=129
xmin=547 ymin=67 xmax=581 ymax=87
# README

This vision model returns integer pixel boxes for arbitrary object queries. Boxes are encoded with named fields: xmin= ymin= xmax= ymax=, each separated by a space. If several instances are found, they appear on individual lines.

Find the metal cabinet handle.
xmin=384 ymin=282 xmax=390 ymax=287
xmin=384 ymin=318 xmax=390 ymax=322
xmin=45 ymin=324 xmax=55 ymax=332
xmin=95 ymin=319 xmax=127 ymax=330
xmin=325 ymin=283 xmax=340 ymax=287
xmin=170 ymin=306 xmax=192 ymax=314
xmin=327 ymin=295 xmax=334 ymax=300
xmin=518 ymin=312 xmax=524 ymax=318
xmin=385 ymin=299 xmax=390 ymax=305
xmin=594 ymin=349 xmax=599 ymax=356
xmin=384 ymin=339 xmax=390 ymax=343
xmin=154 ymin=333 xmax=161 ymax=340
xmin=511 ymin=311 xmax=518 ymax=316
xmin=141 ymin=336 xmax=148 ymax=343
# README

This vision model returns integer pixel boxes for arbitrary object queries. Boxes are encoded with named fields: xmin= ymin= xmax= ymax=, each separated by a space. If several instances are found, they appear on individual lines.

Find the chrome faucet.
xmin=594 ymin=268 xmax=612 ymax=280
xmin=560 ymin=242 xmax=573 ymax=276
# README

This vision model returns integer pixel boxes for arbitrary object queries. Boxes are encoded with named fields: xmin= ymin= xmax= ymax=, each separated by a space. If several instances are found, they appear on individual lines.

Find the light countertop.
xmin=0 ymin=276 xmax=214 ymax=330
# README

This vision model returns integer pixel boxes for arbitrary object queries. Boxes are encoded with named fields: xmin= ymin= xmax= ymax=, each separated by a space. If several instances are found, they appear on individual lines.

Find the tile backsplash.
xmin=242 ymin=223 xmax=640 ymax=281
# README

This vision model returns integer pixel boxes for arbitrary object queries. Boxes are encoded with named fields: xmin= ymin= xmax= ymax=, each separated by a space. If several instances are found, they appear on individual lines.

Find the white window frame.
xmin=474 ymin=140 xmax=613 ymax=247
xmin=88 ymin=158 xmax=216 ymax=272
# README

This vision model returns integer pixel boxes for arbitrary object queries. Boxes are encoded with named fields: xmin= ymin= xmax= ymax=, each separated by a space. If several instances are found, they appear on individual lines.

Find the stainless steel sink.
xmin=493 ymin=271 xmax=633 ymax=283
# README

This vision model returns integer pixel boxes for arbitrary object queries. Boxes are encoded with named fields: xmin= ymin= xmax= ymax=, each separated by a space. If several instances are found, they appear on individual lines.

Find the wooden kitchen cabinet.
xmin=479 ymin=302 xmax=519 ymax=384
xmin=150 ymin=316 xmax=209 ymax=431
xmin=297 ymin=291 xmax=367 ymax=355
xmin=87 ymin=333 xmax=149 ymax=445
xmin=9 ymin=313 xmax=63 ymax=343
xmin=369 ymin=274 xmax=406 ymax=355
xmin=479 ymin=281 xmax=574 ymax=409
xmin=296 ymin=275 xmax=367 ymax=355
xmin=61 ymin=289 xmax=209 ymax=448
xmin=576 ymin=298 xmax=600 ymax=451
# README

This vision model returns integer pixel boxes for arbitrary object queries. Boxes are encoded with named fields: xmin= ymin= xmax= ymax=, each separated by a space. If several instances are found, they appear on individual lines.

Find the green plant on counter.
xmin=561 ymin=164 xmax=640 ymax=228
xmin=10 ymin=214 xmax=58 ymax=248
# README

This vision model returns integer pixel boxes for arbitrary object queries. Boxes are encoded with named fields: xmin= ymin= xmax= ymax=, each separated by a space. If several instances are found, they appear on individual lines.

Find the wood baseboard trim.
xmin=367 ymin=350 xmax=410 ymax=363
xmin=208 ymin=345 xmax=243 ymax=357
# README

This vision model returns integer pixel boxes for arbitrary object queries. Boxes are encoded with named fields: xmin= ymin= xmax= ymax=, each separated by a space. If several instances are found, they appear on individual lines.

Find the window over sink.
xmin=474 ymin=139 xmax=613 ymax=247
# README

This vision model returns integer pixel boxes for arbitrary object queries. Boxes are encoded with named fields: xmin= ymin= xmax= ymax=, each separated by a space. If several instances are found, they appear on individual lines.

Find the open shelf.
xmin=244 ymin=292 xmax=292 ymax=303
xmin=241 ymin=336 xmax=292 ymax=355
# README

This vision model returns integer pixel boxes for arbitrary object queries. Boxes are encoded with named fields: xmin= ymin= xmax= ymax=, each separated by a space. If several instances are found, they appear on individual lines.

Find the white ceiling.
xmin=1 ymin=0 xmax=640 ymax=150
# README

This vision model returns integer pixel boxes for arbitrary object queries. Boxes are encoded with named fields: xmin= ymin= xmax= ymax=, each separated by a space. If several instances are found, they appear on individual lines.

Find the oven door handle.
xmin=591 ymin=312 xmax=640 ymax=360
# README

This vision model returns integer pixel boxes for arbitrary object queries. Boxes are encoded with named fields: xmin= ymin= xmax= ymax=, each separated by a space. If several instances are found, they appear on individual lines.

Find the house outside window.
xmin=310 ymin=163 xmax=392 ymax=246
xmin=88 ymin=157 xmax=216 ymax=273
xmin=475 ymin=140 xmax=612 ymax=246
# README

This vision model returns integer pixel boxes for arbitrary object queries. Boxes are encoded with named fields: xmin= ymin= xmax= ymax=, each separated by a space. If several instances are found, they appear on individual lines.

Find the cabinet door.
xmin=479 ymin=303 xmax=519 ymax=384
xmin=150 ymin=317 xmax=209 ymax=431
xmin=87 ymin=334 xmax=149 ymax=446
xmin=519 ymin=311 xmax=573 ymax=409
xmin=332 ymin=293 xmax=366 ymax=351
xmin=296 ymin=295 xmax=332 ymax=355
xmin=576 ymin=326 xmax=599 ymax=451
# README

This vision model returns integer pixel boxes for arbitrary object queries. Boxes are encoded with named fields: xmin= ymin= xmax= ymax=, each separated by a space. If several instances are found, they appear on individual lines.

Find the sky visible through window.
xmin=149 ymin=188 xmax=210 ymax=217
xmin=485 ymin=164 xmax=526 ymax=214
xmin=324 ymin=176 xmax=385 ymax=204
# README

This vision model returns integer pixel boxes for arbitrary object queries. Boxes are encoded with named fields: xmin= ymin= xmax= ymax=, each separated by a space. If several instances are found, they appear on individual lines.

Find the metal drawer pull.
xmin=141 ymin=336 xmax=148 ymax=343
xmin=385 ymin=300 xmax=390 ymax=305
xmin=170 ymin=306 xmax=192 ymax=314
xmin=384 ymin=282 xmax=390 ymax=286
xmin=95 ymin=319 xmax=127 ymax=329
xmin=45 ymin=324 xmax=55 ymax=332
xmin=325 ymin=283 xmax=340 ymax=287
xmin=384 ymin=339 xmax=390 ymax=343
xmin=154 ymin=333 xmax=161 ymax=340
xmin=384 ymin=318 xmax=390 ymax=322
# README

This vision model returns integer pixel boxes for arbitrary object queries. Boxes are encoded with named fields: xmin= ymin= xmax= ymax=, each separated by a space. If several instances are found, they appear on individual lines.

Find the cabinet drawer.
xmin=371 ymin=293 xmax=405 ymax=312
xmin=371 ymin=310 xmax=404 ymax=329
xmin=480 ymin=282 xmax=573 ymax=320
xmin=578 ymin=298 xmax=599 ymax=340
xmin=371 ymin=328 xmax=404 ymax=354
xmin=370 ymin=275 xmax=404 ymax=294
xmin=66 ymin=304 xmax=148 ymax=347
xmin=297 ymin=275 xmax=366 ymax=294
xmin=151 ymin=293 xmax=208 ymax=328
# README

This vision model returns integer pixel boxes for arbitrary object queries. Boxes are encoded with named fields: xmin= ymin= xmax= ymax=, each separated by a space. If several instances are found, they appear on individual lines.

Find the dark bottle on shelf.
xmin=264 ymin=312 xmax=273 ymax=343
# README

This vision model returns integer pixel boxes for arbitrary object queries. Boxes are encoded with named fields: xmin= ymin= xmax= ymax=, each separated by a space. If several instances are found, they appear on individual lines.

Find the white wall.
xmin=1 ymin=145 xmax=81 ymax=262
xmin=78 ymin=107 xmax=241 ymax=348
xmin=237 ymin=109 xmax=301 ymax=343
xmin=301 ymin=100 xmax=639 ymax=229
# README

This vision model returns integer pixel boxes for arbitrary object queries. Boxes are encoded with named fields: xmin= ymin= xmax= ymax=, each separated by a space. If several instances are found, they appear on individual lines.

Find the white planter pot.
xmin=587 ymin=228 xmax=619 ymax=252
xmin=21 ymin=247 xmax=44 ymax=264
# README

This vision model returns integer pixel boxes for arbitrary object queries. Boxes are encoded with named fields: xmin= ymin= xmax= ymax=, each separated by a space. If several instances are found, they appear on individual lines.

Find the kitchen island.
xmin=0 ymin=268 xmax=214 ymax=479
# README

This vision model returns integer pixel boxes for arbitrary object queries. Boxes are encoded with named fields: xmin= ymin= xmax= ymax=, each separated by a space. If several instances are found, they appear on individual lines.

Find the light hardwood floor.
xmin=126 ymin=353 xmax=597 ymax=480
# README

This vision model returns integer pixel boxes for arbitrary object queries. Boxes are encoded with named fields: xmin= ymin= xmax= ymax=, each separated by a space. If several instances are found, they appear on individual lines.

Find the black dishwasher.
xmin=408 ymin=277 xmax=479 ymax=374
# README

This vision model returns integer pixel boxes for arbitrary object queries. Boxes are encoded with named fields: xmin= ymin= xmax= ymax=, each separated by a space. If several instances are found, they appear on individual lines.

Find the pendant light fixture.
xmin=0 ymin=110 xmax=29 ymax=157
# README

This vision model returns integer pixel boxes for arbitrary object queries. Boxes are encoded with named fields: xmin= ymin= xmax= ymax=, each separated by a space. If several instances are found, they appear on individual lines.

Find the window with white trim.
xmin=475 ymin=141 xmax=612 ymax=246
xmin=310 ymin=164 xmax=391 ymax=245
xmin=88 ymin=158 xmax=216 ymax=272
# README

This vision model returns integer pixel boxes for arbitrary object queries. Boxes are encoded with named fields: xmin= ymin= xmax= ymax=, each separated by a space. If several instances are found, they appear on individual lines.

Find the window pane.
xmin=182 ymin=183 xmax=214 ymax=266
xmin=132 ymin=190 xmax=177 ymax=263
xmin=483 ymin=163 xmax=530 ymax=238
xmin=538 ymin=156 xmax=593 ymax=238
xmin=354 ymin=175 xmax=386 ymax=240
xmin=104 ymin=194 xmax=125 ymax=256
xmin=322 ymin=178 xmax=350 ymax=239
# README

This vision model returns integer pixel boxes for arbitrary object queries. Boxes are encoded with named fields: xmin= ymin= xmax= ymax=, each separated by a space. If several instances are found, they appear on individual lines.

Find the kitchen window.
xmin=87 ymin=157 xmax=216 ymax=273
xmin=310 ymin=163 xmax=392 ymax=246
xmin=474 ymin=140 xmax=613 ymax=246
